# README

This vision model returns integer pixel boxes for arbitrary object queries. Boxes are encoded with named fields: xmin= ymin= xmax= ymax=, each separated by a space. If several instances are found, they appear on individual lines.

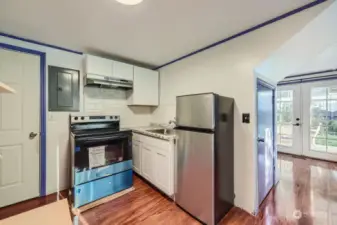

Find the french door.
xmin=277 ymin=80 xmax=337 ymax=162
xmin=277 ymin=85 xmax=302 ymax=155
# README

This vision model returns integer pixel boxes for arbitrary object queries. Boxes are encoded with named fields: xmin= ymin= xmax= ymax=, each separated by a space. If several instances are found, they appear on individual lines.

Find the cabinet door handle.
xmin=157 ymin=152 xmax=165 ymax=157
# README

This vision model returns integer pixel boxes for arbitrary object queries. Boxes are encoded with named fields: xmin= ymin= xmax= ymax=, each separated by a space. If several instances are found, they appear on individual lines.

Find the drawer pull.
xmin=157 ymin=152 xmax=165 ymax=157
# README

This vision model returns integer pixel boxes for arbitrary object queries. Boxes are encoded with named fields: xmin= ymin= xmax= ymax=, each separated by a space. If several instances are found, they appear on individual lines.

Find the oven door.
xmin=74 ymin=133 xmax=132 ymax=172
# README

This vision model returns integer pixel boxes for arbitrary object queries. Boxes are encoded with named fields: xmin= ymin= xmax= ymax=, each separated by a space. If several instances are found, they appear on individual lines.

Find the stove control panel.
xmin=70 ymin=115 xmax=120 ymax=124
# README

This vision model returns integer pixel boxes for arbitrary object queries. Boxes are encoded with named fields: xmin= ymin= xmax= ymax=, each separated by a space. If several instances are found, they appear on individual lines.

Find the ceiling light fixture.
xmin=115 ymin=0 xmax=143 ymax=5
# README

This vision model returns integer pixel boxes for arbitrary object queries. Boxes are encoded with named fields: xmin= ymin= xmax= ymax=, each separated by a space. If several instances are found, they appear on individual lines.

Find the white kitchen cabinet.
xmin=128 ymin=66 xmax=159 ymax=106
xmin=113 ymin=61 xmax=133 ymax=81
xmin=141 ymin=144 xmax=155 ymax=182
xmin=132 ymin=141 xmax=141 ymax=174
xmin=134 ymin=133 xmax=174 ymax=197
xmin=154 ymin=148 xmax=170 ymax=194
xmin=85 ymin=55 xmax=113 ymax=77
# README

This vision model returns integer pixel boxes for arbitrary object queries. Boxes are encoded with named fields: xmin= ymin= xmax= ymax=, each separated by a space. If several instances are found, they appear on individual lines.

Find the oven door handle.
xmin=76 ymin=135 xmax=129 ymax=144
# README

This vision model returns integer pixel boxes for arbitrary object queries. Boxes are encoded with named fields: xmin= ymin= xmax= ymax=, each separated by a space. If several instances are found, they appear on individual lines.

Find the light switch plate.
xmin=242 ymin=113 xmax=250 ymax=123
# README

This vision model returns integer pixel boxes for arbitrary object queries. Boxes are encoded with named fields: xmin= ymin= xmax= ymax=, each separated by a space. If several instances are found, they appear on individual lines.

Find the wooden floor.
xmin=0 ymin=190 xmax=68 ymax=220
xmin=1 ymin=153 xmax=337 ymax=224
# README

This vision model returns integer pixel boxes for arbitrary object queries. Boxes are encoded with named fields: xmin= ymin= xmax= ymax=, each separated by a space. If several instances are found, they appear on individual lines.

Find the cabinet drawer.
xmin=73 ymin=170 xmax=133 ymax=207
xmin=141 ymin=135 xmax=170 ymax=150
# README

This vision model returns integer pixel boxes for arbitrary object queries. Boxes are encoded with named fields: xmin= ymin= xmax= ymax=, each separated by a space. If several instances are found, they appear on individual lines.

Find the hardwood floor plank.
xmin=1 ymin=153 xmax=337 ymax=225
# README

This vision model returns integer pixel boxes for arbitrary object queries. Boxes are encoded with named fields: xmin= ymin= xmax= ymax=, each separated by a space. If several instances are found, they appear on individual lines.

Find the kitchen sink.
xmin=146 ymin=129 xmax=175 ymax=135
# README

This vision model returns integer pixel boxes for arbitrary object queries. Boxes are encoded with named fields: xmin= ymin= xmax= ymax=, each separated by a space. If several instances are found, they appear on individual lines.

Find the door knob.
xmin=29 ymin=132 xmax=38 ymax=139
xmin=257 ymin=137 xmax=265 ymax=143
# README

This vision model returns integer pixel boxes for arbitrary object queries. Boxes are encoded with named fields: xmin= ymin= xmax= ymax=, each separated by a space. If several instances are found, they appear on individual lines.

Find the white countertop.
xmin=131 ymin=126 xmax=176 ymax=141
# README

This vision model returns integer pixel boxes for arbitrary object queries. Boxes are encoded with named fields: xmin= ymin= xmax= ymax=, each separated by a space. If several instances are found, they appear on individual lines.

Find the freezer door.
xmin=175 ymin=129 xmax=214 ymax=224
xmin=176 ymin=93 xmax=215 ymax=129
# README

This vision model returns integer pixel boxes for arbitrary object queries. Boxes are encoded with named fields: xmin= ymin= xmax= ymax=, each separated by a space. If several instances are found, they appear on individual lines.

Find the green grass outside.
xmin=316 ymin=133 xmax=337 ymax=147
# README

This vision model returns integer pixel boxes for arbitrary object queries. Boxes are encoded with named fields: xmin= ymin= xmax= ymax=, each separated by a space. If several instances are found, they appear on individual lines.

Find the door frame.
xmin=0 ymin=42 xmax=47 ymax=196
xmin=255 ymin=78 xmax=276 ymax=213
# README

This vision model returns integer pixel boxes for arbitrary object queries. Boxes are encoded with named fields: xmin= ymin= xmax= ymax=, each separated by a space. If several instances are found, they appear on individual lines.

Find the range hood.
xmin=85 ymin=74 xmax=133 ymax=89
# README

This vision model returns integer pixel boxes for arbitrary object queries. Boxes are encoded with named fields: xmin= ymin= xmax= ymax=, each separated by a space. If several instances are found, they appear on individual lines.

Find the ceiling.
xmin=0 ymin=0 xmax=317 ymax=67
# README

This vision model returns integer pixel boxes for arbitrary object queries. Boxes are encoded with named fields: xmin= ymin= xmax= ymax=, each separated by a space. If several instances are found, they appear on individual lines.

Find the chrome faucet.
xmin=169 ymin=118 xmax=177 ymax=127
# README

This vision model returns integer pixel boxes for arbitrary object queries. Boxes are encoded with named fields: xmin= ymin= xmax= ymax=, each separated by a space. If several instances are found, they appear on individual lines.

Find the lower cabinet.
xmin=154 ymin=148 xmax=170 ymax=194
xmin=132 ymin=133 xmax=174 ymax=197
xmin=141 ymin=144 xmax=155 ymax=182
xmin=132 ymin=141 xmax=141 ymax=174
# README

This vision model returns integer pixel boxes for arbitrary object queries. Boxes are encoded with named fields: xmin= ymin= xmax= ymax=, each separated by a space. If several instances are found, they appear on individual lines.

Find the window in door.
xmin=310 ymin=87 xmax=337 ymax=154
xmin=277 ymin=90 xmax=294 ymax=148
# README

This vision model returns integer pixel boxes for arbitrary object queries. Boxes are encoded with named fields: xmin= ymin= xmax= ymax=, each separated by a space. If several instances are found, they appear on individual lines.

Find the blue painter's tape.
xmin=74 ymin=169 xmax=133 ymax=208
xmin=0 ymin=32 xmax=83 ymax=55
xmin=74 ymin=160 xmax=133 ymax=185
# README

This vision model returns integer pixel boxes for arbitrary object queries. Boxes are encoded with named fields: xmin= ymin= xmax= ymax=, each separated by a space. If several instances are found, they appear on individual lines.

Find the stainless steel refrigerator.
xmin=175 ymin=93 xmax=234 ymax=225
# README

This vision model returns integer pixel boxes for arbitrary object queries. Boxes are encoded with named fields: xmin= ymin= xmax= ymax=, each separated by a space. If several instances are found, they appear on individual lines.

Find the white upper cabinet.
xmin=113 ymin=61 xmax=133 ymax=81
xmin=128 ymin=66 xmax=159 ymax=106
xmin=85 ymin=55 xmax=113 ymax=77
xmin=85 ymin=55 xmax=133 ymax=81
xmin=85 ymin=55 xmax=159 ymax=105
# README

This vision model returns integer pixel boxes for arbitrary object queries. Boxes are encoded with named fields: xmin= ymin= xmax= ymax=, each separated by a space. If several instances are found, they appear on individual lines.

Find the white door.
xmin=132 ymin=141 xmax=141 ymax=174
xmin=0 ymin=48 xmax=40 ymax=207
xmin=302 ymin=80 xmax=337 ymax=161
xmin=154 ymin=148 xmax=170 ymax=195
xmin=276 ymin=85 xmax=302 ymax=155
xmin=141 ymin=144 xmax=155 ymax=182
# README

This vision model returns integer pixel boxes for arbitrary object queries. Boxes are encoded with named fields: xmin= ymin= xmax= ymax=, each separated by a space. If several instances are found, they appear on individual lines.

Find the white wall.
xmin=256 ymin=1 xmax=337 ymax=82
xmin=151 ymin=2 xmax=329 ymax=214
xmin=0 ymin=36 xmax=153 ymax=194
xmin=295 ymin=42 xmax=337 ymax=74
xmin=84 ymin=87 xmax=153 ymax=128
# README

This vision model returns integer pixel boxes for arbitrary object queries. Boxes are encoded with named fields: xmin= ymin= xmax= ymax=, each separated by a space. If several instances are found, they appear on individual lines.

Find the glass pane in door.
xmin=276 ymin=90 xmax=294 ymax=149
xmin=310 ymin=87 xmax=337 ymax=154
